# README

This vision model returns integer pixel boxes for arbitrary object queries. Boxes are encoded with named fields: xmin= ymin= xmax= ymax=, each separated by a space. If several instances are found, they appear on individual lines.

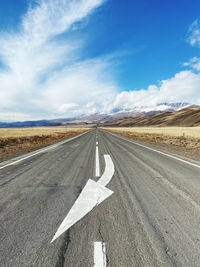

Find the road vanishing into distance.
xmin=1 ymin=129 xmax=200 ymax=267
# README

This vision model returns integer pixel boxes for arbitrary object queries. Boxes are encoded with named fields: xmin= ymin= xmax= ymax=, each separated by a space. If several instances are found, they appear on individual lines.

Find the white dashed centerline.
xmin=94 ymin=242 xmax=106 ymax=267
xmin=51 ymin=132 xmax=114 ymax=267
xmin=96 ymin=144 xmax=100 ymax=177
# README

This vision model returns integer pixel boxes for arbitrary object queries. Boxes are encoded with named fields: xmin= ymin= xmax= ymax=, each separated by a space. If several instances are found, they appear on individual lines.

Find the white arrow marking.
xmin=51 ymin=155 xmax=114 ymax=243
xmin=97 ymin=155 xmax=114 ymax=187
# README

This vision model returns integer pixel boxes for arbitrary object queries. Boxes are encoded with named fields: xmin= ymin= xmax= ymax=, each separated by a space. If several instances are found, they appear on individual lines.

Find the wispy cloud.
xmin=188 ymin=19 xmax=200 ymax=47
xmin=183 ymin=57 xmax=200 ymax=71
xmin=0 ymin=0 xmax=120 ymax=120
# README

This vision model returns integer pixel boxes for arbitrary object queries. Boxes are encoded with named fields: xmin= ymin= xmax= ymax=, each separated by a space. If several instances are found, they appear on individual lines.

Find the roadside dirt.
xmin=0 ymin=130 xmax=89 ymax=162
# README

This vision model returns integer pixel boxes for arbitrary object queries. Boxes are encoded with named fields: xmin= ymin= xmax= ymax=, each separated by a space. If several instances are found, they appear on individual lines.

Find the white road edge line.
xmin=96 ymin=145 xmax=100 ymax=177
xmin=107 ymin=131 xmax=200 ymax=170
xmin=94 ymin=242 xmax=106 ymax=267
xmin=0 ymin=131 xmax=89 ymax=170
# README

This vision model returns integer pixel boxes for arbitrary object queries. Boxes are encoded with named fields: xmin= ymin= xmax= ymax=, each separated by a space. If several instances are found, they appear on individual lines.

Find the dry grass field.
xmin=102 ymin=127 xmax=200 ymax=155
xmin=0 ymin=127 xmax=90 ymax=138
xmin=0 ymin=127 xmax=90 ymax=159
xmin=103 ymin=127 xmax=200 ymax=139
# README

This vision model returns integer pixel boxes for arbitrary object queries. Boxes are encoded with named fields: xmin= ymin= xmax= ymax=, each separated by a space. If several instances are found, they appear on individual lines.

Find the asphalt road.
xmin=0 ymin=129 xmax=200 ymax=267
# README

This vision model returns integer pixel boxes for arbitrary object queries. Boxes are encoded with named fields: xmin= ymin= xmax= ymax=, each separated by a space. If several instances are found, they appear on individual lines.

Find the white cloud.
xmin=108 ymin=71 xmax=200 ymax=112
xmin=188 ymin=19 xmax=200 ymax=47
xmin=0 ymin=111 xmax=42 ymax=122
xmin=183 ymin=57 xmax=200 ymax=71
xmin=1 ymin=3 xmax=200 ymax=121
xmin=0 ymin=0 xmax=119 ymax=120
xmin=107 ymin=19 xmax=200 ymax=113
xmin=42 ymin=58 xmax=118 ymax=113
xmin=58 ymin=103 xmax=78 ymax=113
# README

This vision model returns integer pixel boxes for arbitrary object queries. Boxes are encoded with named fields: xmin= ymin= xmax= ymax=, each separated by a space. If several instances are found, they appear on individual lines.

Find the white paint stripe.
xmin=94 ymin=242 xmax=106 ymax=267
xmin=96 ymin=146 xmax=100 ymax=177
xmin=107 ymin=131 xmax=200 ymax=170
xmin=0 ymin=131 xmax=89 ymax=170
xmin=96 ymin=141 xmax=98 ymax=145
xmin=98 ymin=155 xmax=114 ymax=187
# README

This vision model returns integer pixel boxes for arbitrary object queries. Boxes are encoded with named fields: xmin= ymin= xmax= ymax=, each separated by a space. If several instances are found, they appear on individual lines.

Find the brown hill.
xmin=102 ymin=107 xmax=200 ymax=127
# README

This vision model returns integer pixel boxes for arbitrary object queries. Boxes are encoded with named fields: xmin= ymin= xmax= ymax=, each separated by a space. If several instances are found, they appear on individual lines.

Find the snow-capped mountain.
xmin=0 ymin=102 xmax=197 ymax=127
xmin=111 ymin=102 xmax=191 ymax=114
xmin=64 ymin=102 xmax=194 ymax=123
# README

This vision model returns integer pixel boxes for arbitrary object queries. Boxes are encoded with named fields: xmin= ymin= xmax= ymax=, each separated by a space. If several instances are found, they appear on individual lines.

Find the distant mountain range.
xmin=102 ymin=106 xmax=200 ymax=127
xmin=0 ymin=102 xmax=199 ymax=127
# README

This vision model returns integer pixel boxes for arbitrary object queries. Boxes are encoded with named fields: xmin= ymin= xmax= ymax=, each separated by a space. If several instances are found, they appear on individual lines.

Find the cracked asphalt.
xmin=0 ymin=129 xmax=200 ymax=266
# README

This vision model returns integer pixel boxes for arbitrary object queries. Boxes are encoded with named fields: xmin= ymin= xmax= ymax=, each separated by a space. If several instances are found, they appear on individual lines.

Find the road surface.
xmin=0 ymin=129 xmax=200 ymax=266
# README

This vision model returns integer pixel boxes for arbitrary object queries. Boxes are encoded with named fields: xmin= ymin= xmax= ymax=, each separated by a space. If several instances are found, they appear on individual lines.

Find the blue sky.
xmin=83 ymin=0 xmax=200 ymax=89
xmin=0 ymin=0 xmax=200 ymax=121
